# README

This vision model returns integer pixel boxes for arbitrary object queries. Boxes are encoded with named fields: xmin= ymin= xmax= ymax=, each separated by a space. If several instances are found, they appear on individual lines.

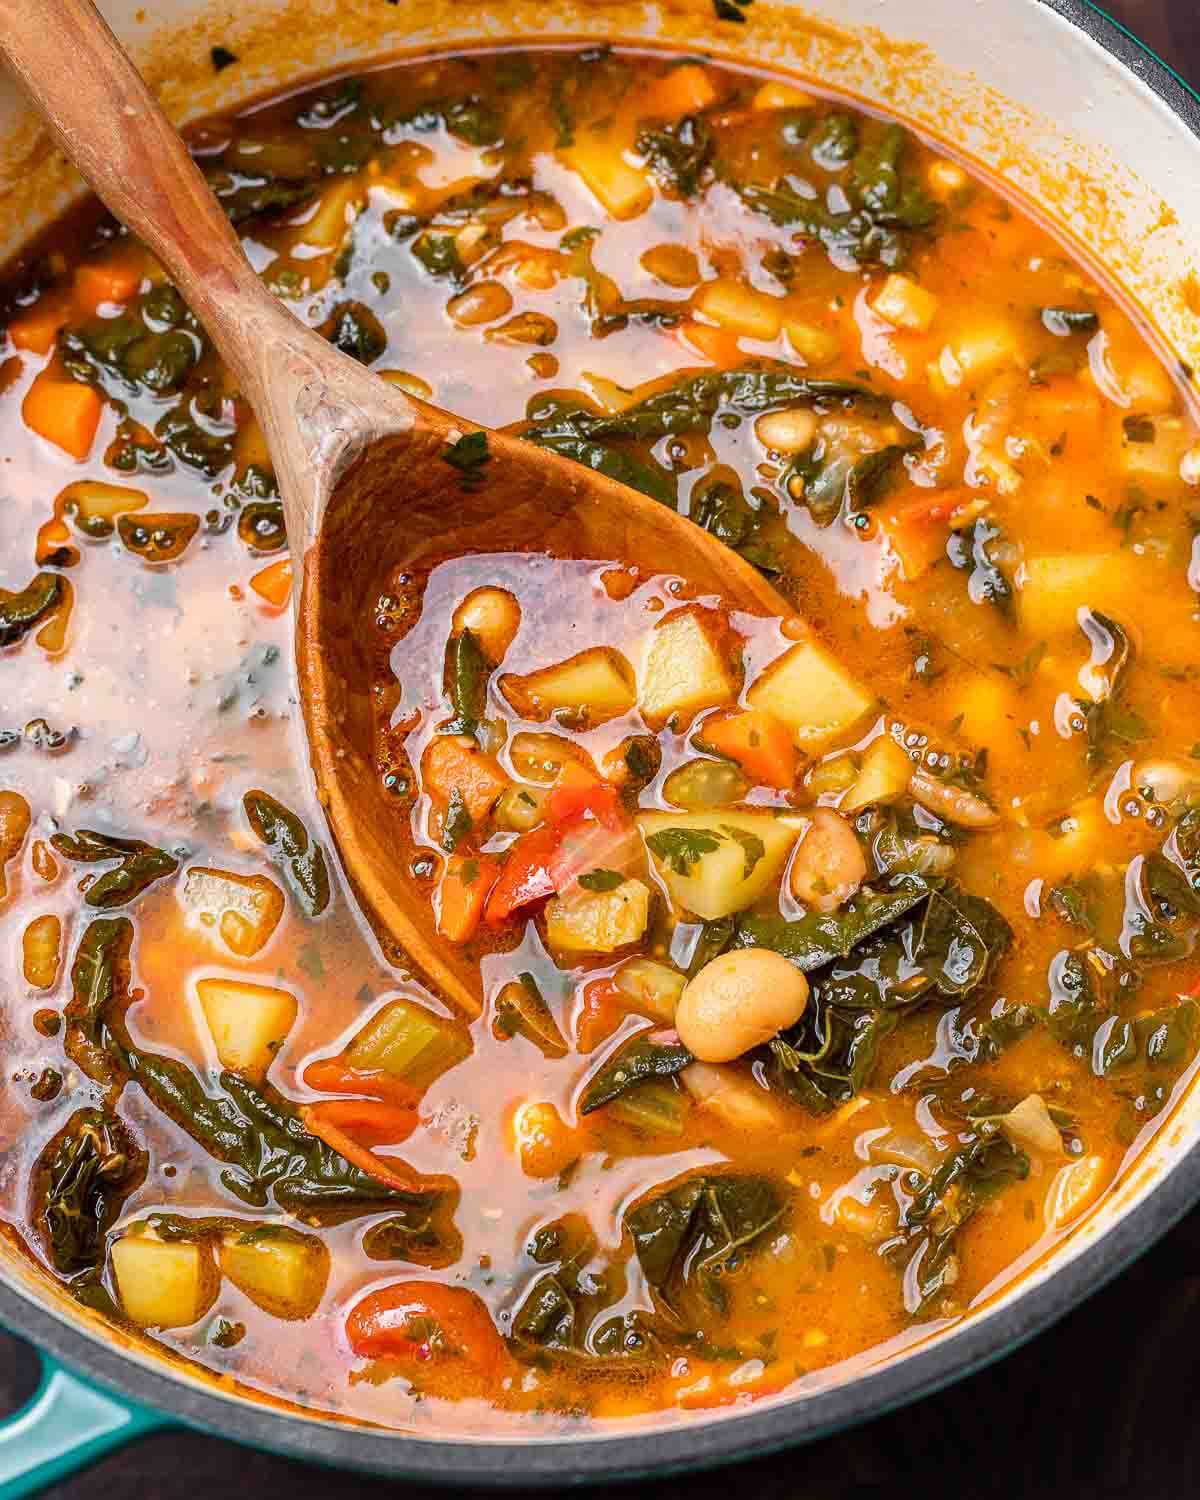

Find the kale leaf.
xmin=0 ymin=572 xmax=63 ymax=647
xmin=242 ymin=788 xmax=331 ymax=918
xmin=51 ymin=828 xmax=179 ymax=909
xmin=578 ymin=1028 xmax=693 ymax=1113
xmin=625 ymin=1172 xmax=784 ymax=1317
xmin=34 ymin=1108 xmax=146 ymax=1275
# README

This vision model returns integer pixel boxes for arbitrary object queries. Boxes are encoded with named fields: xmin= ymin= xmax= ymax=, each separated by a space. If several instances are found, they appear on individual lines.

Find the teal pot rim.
xmin=2 ymin=0 xmax=1200 ymax=1488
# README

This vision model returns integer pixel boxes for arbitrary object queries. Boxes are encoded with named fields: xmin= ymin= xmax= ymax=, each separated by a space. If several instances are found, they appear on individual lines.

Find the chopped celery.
xmin=608 ymin=1078 xmax=690 ymax=1136
xmin=345 ymin=998 xmax=470 ymax=1090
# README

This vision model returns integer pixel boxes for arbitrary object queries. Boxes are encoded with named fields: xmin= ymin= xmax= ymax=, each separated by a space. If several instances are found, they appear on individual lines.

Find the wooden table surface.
xmin=3 ymin=2 xmax=1200 ymax=1495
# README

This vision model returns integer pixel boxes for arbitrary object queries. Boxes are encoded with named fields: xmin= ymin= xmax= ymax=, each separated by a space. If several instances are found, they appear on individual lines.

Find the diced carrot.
xmin=876 ymin=487 xmax=967 ymax=582
xmin=300 ymin=1101 xmax=420 ymax=1191
xmin=576 ymin=976 xmax=626 ymax=1053
xmin=422 ymin=735 xmax=509 ymax=824
xmin=22 ymin=371 xmax=102 ymax=460
xmin=436 ymin=851 xmax=501 ymax=943
xmin=301 ymin=1057 xmax=418 ymax=1107
xmin=249 ymin=556 xmax=294 ymax=608
xmin=700 ymin=707 xmax=797 ymax=790
xmin=646 ymin=63 xmax=718 ymax=119
xmin=545 ymin=759 xmax=626 ymax=830
xmin=73 ymin=259 xmax=142 ymax=316
xmin=8 ymin=292 xmax=71 ymax=355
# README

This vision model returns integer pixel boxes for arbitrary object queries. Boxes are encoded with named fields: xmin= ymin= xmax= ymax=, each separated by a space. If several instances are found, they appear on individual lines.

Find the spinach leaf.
xmin=887 ymin=1126 xmax=1029 ymax=1313
xmin=51 ymin=828 xmax=179 ymax=909
xmin=242 ymin=788 xmax=331 ymax=918
xmin=494 ymin=972 xmax=568 ymax=1059
xmin=579 ymin=1028 xmax=692 ymax=1113
xmin=1072 ymin=611 xmax=1147 ymax=776
xmin=1041 ymin=306 xmax=1099 ymax=337
xmin=0 ymin=572 xmax=63 ymax=647
xmin=949 ymin=1001 xmax=1042 ymax=1066
xmin=522 ymin=412 xmax=676 ymax=505
xmin=946 ymin=516 xmax=1014 ymax=617
xmin=362 ymin=1195 xmax=463 ymax=1269
xmin=690 ymin=481 xmax=780 ymax=574
xmin=319 ymin=300 xmax=385 ymax=364
xmin=578 ymin=869 xmax=625 ymax=892
xmin=1122 ymin=851 xmax=1200 ymax=963
xmin=444 ymin=627 xmax=488 ymax=735
xmin=636 ymin=115 xmax=714 ymax=198
xmin=33 ymin=1108 xmax=146 ymax=1275
xmin=914 ymin=884 xmax=1013 ymax=998
xmin=64 ymin=916 xmax=132 ymax=1086
xmin=441 ymin=431 xmax=490 ymax=489
xmin=1047 ymin=874 xmax=1104 ymax=934
xmin=734 ymin=877 xmax=932 ymax=970
xmin=625 ymin=1172 xmax=784 ymax=1316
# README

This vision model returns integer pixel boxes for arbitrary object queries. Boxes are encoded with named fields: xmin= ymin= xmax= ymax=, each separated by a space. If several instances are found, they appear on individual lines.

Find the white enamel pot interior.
xmin=1 ymin=0 xmax=1199 ymax=1484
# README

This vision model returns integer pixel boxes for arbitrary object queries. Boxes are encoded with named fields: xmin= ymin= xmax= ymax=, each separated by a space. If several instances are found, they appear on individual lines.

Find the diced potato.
xmin=545 ymin=877 xmax=651 ymax=954
xmin=181 ymin=867 xmax=285 ymax=958
xmin=1119 ymin=414 xmax=1191 ymax=481
xmin=752 ymin=81 xmax=816 ymax=111
xmin=872 ymin=274 xmax=939 ymax=333
xmin=345 ymin=998 xmax=470 ymax=1091
xmin=950 ymin=673 xmax=1026 ymax=761
xmin=294 ymin=175 xmax=366 ymax=252
xmin=111 ymin=1233 xmax=218 ymax=1328
xmin=693 ymin=280 xmax=783 ymax=341
xmin=638 ymin=810 xmax=799 ymax=920
xmin=1018 ymin=553 xmax=1138 ymax=638
xmin=841 ymin=735 xmax=912 ymax=813
xmin=1046 ymin=1154 xmax=1113 ymax=1229
xmin=501 ymin=647 xmax=636 ymax=726
xmin=561 ymin=140 xmax=652 ymax=219
xmin=639 ymin=610 xmax=736 ymax=729
xmin=219 ymin=1228 xmax=329 ymax=1319
xmin=614 ymin=957 xmax=686 ymax=1020
xmin=746 ymin=641 xmax=874 ymax=752
xmin=938 ymin=317 xmax=1021 ymax=386
xmin=783 ymin=320 xmax=841 ymax=366
xmin=196 ymin=977 xmax=299 ymax=1080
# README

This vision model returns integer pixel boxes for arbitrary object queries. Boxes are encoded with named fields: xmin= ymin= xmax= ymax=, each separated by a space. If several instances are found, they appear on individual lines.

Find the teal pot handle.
xmin=0 ymin=1349 xmax=169 ymax=1498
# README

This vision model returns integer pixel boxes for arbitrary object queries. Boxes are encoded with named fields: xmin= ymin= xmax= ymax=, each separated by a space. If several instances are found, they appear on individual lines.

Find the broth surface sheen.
xmin=2 ymin=45 xmax=1200 ymax=1434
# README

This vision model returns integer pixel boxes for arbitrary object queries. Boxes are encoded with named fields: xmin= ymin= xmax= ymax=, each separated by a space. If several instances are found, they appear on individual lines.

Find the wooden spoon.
xmin=0 ymin=0 xmax=796 ymax=1017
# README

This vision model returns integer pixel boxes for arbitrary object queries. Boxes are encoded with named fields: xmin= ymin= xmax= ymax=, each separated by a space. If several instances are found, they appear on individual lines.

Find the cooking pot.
xmin=1 ymin=1 xmax=1199 ymax=1492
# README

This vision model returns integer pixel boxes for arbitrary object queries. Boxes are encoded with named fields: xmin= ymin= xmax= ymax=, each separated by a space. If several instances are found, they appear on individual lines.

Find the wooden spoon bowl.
xmin=0 ymin=0 xmax=795 ymax=1019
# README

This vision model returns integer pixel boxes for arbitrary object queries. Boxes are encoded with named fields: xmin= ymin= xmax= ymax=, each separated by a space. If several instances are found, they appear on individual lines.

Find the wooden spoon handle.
xmin=0 ymin=0 xmax=419 ymax=541
xmin=0 ymin=0 xmax=272 ymax=373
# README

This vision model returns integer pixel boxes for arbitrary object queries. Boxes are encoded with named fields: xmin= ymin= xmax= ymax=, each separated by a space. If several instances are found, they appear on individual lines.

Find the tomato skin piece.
xmin=484 ymin=824 xmax=561 ymax=923
xmin=346 ymin=1281 xmax=510 ymax=1379
xmin=545 ymin=760 xmax=626 ymax=830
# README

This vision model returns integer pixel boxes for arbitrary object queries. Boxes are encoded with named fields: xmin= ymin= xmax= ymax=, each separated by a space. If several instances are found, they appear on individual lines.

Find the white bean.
xmin=676 ymin=950 xmax=809 ymax=1063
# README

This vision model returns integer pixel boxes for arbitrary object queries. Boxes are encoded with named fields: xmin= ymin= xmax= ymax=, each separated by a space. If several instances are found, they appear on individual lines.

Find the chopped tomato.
xmin=346 ymin=1281 xmax=512 ymax=1382
xmin=548 ymin=816 xmax=644 ymax=898
xmin=545 ymin=759 xmax=626 ymax=830
xmin=700 ymin=707 xmax=797 ymax=790
xmin=422 ymin=735 xmax=509 ymax=824
xmin=576 ymin=977 xmax=626 ymax=1052
xmin=484 ymin=824 xmax=561 ymax=924
xmin=436 ymin=851 xmax=501 ymax=943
